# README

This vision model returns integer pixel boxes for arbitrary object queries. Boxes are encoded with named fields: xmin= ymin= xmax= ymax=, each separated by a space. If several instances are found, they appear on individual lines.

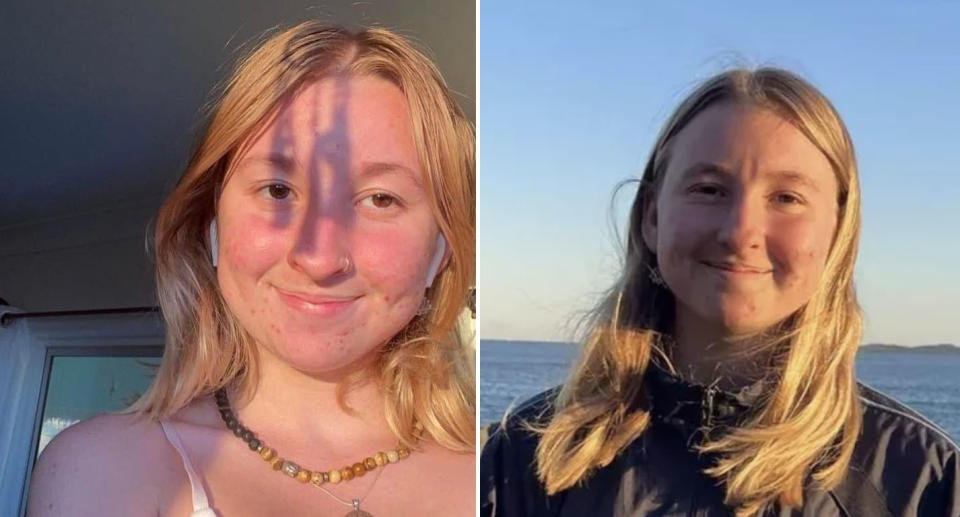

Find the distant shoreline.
xmin=481 ymin=339 xmax=960 ymax=353
xmin=858 ymin=343 xmax=960 ymax=353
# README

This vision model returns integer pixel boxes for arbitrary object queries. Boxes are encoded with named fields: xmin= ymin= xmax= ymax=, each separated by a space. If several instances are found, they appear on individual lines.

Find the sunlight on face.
xmin=643 ymin=102 xmax=839 ymax=337
xmin=215 ymin=75 xmax=442 ymax=376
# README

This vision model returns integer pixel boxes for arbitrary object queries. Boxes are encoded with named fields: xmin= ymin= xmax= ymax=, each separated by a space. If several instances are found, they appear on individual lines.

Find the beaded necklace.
xmin=214 ymin=388 xmax=421 ymax=516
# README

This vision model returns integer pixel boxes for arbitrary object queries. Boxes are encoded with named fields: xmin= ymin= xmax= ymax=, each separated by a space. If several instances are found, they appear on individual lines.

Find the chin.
xmin=719 ymin=310 xmax=793 ymax=338
xmin=266 ymin=334 xmax=380 ymax=377
xmin=699 ymin=303 xmax=771 ymax=337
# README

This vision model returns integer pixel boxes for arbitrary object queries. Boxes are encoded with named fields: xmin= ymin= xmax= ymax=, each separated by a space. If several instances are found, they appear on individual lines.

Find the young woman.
xmin=481 ymin=68 xmax=959 ymax=516
xmin=28 ymin=22 xmax=475 ymax=517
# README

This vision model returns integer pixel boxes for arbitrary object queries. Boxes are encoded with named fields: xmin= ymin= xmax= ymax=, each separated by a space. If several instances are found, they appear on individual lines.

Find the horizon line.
xmin=478 ymin=338 xmax=959 ymax=348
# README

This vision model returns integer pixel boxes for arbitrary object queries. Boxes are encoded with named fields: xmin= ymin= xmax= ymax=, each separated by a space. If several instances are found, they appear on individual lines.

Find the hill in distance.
xmin=859 ymin=343 xmax=959 ymax=353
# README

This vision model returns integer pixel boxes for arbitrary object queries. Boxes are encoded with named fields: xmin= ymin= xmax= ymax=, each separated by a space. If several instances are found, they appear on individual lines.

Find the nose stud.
xmin=340 ymin=256 xmax=353 ymax=274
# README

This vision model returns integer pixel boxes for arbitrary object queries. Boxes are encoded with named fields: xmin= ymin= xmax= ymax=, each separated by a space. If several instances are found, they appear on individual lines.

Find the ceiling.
xmin=0 ymin=0 xmax=474 ymax=228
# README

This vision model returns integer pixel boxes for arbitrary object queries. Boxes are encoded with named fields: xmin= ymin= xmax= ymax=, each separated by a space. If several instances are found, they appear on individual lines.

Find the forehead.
xmin=665 ymin=101 xmax=836 ymax=189
xmin=238 ymin=74 xmax=420 ymax=175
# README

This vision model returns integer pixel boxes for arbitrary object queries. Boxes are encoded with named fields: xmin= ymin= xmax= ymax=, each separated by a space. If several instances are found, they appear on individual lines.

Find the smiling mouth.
xmin=274 ymin=287 xmax=361 ymax=316
xmin=701 ymin=261 xmax=772 ymax=275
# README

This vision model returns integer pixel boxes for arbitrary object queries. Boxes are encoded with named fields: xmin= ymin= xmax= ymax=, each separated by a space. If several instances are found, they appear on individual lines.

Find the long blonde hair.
xmin=534 ymin=68 xmax=862 ymax=515
xmin=130 ymin=22 xmax=475 ymax=452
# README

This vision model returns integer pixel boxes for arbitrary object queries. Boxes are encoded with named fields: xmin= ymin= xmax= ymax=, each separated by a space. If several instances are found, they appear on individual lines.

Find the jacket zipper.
xmin=702 ymin=386 xmax=717 ymax=428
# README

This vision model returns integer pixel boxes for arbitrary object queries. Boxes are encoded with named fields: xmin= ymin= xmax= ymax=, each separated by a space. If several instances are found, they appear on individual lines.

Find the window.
xmin=0 ymin=311 xmax=164 ymax=517
xmin=34 ymin=350 xmax=162 ymax=459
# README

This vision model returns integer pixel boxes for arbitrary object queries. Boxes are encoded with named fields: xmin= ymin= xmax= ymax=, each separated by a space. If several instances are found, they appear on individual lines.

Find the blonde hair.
xmin=130 ymin=21 xmax=475 ymax=452
xmin=534 ymin=68 xmax=862 ymax=515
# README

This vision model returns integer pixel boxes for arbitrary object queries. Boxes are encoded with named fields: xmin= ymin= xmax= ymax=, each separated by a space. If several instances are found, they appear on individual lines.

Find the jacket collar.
xmin=644 ymin=363 xmax=769 ymax=433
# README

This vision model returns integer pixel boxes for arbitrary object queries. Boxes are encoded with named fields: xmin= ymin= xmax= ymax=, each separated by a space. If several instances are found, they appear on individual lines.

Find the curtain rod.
xmin=0 ymin=306 xmax=159 ymax=327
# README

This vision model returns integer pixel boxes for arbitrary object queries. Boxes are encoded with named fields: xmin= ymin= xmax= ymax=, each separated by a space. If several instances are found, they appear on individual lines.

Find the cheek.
xmin=222 ymin=214 xmax=287 ymax=274
xmin=769 ymin=217 xmax=834 ymax=288
xmin=353 ymin=228 xmax=430 ymax=296
xmin=658 ymin=206 xmax=713 ymax=264
xmin=216 ymin=215 xmax=289 ymax=318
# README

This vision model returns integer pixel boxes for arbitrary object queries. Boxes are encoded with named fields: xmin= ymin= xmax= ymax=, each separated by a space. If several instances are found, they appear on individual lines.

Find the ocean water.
xmin=478 ymin=339 xmax=960 ymax=441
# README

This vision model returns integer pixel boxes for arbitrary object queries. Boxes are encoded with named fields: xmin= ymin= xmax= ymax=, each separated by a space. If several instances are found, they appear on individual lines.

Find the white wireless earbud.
xmin=209 ymin=219 xmax=218 ymax=267
xmin=425 ymin=234 xmax=447 ymax=288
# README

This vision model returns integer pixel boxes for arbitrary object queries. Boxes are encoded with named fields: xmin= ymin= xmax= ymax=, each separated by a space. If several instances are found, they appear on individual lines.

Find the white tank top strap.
xmin=159 ymin=419 xmax=219 ymax=517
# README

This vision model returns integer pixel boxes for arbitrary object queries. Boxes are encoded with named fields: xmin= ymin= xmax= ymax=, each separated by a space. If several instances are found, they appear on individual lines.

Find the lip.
xmin=701 ymin=261 xmax=772 ymax=275
xmin=274 ymin=287 xmax=360 ymax=316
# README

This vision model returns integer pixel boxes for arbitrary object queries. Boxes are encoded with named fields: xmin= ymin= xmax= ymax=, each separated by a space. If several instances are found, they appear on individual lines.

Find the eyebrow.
xmin=234 ymin=154 xmax=423 ymax=187
xmin=680 ymin=162 xmax=729 ymax=180
xmin=766 ymin=170 xmax=822 ymax=192
xmin=359 ymin=161 xmax=423 ymax=187
xmin=680 ymin=162 xmax=821 ymax=192
xmin=235 ymin=152 xmax=298 ymax=175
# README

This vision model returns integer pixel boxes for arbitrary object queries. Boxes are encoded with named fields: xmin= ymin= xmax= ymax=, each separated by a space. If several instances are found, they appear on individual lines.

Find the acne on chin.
xmin=692 ymin=287 xmax=786 ymax=332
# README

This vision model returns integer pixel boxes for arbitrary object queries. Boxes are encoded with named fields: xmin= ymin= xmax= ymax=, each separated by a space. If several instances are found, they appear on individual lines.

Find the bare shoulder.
xmin=411 ymin=443 xmax=476 ymax=516
xmin=26 ymin=412 xmax=179 ymax=517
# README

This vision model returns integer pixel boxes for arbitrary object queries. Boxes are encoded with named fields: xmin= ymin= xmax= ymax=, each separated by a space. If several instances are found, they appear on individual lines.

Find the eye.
xmin=689 ymin=184 xmax=725 ymax=197
xmin=360 ymin=193 xmax=399 ymax=209
xmin=260 ymin=183 xmax=292 ymax=201
xmin=772 ymin=192 xmax=803 ymax=205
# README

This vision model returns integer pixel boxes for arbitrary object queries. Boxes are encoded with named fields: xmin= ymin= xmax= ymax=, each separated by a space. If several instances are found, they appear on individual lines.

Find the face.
xmin=215 ymin=74 xmax=443 ymax=376
xmin=642 ymin=101 xmax=839 ymax=337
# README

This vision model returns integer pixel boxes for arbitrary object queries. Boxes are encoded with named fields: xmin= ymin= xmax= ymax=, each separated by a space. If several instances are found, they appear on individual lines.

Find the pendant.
xmin=345 ymin=498 xmax=373 ymax=517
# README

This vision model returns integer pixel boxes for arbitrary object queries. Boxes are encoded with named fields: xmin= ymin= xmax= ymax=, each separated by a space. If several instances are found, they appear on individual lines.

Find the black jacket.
xmin=480 ymin=367 xmax=960 ymax=517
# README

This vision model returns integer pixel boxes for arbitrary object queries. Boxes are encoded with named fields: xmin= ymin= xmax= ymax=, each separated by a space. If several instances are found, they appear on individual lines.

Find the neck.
xmin=224 ymin=344 xmax=396 ymax=448
xmin=669 ymin=306 xmax=773 ymax=390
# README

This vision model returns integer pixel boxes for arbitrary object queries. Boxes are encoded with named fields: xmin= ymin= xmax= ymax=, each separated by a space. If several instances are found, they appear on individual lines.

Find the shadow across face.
xmin=214 ymin=74 xmax=444 ymax=379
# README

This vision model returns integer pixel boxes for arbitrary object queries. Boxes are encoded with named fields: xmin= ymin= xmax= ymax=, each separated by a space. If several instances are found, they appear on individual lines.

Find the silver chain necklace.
xmin=315 ymin=465 xmax=385 ymax=516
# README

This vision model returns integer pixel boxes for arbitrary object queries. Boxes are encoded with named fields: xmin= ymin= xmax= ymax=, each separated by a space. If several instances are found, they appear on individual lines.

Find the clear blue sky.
xmin=478 ymin=2 xmax=960 ymax=344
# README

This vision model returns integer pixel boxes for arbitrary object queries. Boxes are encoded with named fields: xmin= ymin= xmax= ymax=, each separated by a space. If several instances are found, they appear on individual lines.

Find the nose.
xmin=286 ymin=209 xmax=353 ymax=282
xmin=716 ymin=192 xmax=764 ymax=253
